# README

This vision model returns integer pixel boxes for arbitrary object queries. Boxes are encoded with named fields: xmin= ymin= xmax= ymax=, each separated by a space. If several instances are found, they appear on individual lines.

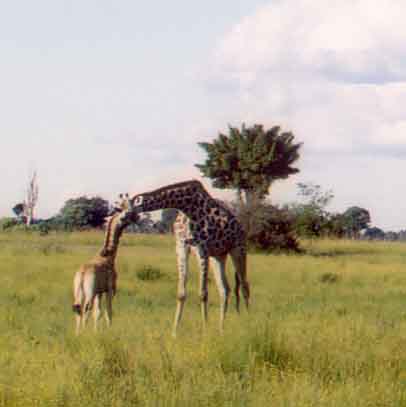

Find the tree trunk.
xmin=25 ymin=207 xmax=33 ymax=226
xmin=241 ymin=189 xmax=263 ymax=236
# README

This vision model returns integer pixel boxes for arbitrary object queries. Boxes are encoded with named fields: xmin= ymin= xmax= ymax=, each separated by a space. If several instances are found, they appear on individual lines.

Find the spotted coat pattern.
xmin=131 ymin=180 xmax=250 ymax=335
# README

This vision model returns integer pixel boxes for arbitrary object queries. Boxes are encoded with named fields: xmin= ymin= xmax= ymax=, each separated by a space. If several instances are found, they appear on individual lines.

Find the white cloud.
xmin=213 ymin=0 xmax=406 ymax=85
xmin=201 ymin=0 xmax=406 ymax=229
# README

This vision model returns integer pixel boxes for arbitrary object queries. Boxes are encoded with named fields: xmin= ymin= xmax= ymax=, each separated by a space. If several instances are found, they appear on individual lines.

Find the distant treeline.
xmin=3 ymin=124 xmax=399 ymax=251
xmin=0 ymin=191 xmax=399 ymax=254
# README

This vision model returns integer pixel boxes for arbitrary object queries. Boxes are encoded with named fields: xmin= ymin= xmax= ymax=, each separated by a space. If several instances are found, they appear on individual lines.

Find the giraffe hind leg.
xmin=234 ymin=271 xmax=241 ymax=313
xmin=211 ymin=255 xmax=230 ymax=332
xmin=230 ymin=247 xmax=250 ymax=311
xmin=93 ymin=294 xmax=102 ymax=332
xmin=82 ymin=273 xmax=96 ymax=330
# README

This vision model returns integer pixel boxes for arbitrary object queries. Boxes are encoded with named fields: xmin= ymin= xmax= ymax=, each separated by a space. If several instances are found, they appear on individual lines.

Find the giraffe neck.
xmin=132 ymin=180 xmax=210 ymax=217
xmin=99 ymin=213 xmax=128 ymax=259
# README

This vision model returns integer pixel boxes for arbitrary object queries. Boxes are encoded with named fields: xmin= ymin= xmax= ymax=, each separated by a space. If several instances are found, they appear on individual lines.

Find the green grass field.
xmin=1 ymin=231 xmax=406 ymax=406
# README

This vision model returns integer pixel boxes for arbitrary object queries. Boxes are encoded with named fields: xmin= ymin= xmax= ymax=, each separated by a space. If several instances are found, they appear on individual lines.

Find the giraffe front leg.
xmin=173 ymin=239 xmax=190 ymax=337
xmin=212 ymin=255 xmax=230 ymax=333
xmin=195 ymin=246 xmax=209 ymax=330
xmin=105 ymin=275 xmax=114 ymax=327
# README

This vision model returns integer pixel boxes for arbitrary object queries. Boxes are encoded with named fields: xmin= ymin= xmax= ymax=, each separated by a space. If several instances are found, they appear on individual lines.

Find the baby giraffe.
xmin=72 ymin=194 xmax=137 ymax=334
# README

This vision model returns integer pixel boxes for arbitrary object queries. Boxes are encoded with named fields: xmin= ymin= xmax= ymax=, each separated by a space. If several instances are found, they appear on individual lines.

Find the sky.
xmin=1 ymin=0 xmax=406 ymax=231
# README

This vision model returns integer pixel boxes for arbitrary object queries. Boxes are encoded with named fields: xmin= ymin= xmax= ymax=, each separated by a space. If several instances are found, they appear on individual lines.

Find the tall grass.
xmin=1 ymin=231 xmax=406 ymax=405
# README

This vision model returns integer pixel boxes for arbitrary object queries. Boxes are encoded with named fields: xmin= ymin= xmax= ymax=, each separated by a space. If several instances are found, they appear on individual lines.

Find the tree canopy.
xmin=291 ymin=183 xmax=336 ymax=237
xmin=58 ymin=196 xmax=109 ymax=229
xmin=342 ymin=206 xmax=371 ymax=238
xmin=12 ymin=203 xmax=25 ymax=217
xmin=196 ymin=124 xmax=302 ymax=204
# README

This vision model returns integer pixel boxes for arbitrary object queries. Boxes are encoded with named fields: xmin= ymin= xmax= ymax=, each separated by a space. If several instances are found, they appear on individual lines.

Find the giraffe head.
xmin=109 ymin=193 xmax=139 ymax=224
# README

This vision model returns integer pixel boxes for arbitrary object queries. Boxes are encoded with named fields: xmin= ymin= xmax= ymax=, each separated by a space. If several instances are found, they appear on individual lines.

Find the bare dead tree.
xmin=24 ymin=171 xmax=39 ymax=226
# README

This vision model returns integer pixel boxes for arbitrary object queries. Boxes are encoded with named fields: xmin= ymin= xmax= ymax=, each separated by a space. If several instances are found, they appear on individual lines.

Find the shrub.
xmin=236 ymin=202 xmax=300 ymax=253
xmin=136 ymin=265 xmax=163 ymax=281
xmin=10 ymin=223 xmax=30 ymax=232
xmin=0 ymin=217 xmax=18 ymax=231
xmin=29 ymin=221 xmax=51 ymax=235
xmin=319 ymin=272 xmax=340 ymax=284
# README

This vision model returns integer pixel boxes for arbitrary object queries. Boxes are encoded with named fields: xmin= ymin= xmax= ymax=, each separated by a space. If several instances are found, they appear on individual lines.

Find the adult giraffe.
xmin=130 ymin=180 xmax=250 ymax=336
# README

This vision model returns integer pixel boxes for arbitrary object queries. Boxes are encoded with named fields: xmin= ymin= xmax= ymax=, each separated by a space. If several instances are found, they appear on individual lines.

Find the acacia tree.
xmin=196 ymin=124 xmax=301 ymax=244
xmin=343 ymin=206 xmax=371 ymax=238
xmin=195 ymin=124 xmax=302 ymax=207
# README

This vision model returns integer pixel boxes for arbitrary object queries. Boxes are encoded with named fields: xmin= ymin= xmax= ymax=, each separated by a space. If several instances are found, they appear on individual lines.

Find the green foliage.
xmin=59 ymin=196 xmax=109 ymax=229
xmin=0 ymin=217 xmax=18 ymax=231
xmin=135 ymin=264 xmax=163 ymax=281
xmin=362 ymin=226 xmax=385 ymax=241
xmin=236 ymin=202 xmax=300 ymax=252
xmin=12 ymin=202 xmax=25 ymax=217
xmin=196 ymin=123 xmax=302 ymax=201
xmin=37 ymin=221 xmax=51 ymax=236
xmin=342 ymin=206 xmax=371 ymax=238
xmin=292 ymin=205 xmax=325 ymax=237
xmin=323 ymin=213 xmax=347 ymax=238
xmin=39 ymin=216 xmax=74 ymax=232
xmin=291 ymin=183 xmax=346 ymax=238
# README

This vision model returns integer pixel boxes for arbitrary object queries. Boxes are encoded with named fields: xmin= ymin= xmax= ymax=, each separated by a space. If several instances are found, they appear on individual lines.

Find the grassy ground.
xmin=1 ymin=231 xmax=406 ymax=406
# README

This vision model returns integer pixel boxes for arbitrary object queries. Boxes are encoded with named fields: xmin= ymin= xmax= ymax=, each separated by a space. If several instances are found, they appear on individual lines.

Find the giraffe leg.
xmin=234 ymin=271 xmax=241 ymax=313
xmin=82 ymin=273 xmax=95 ymax=329
xmin=173 ymin=239 xmax=190 ymax=337
xmin=82 ymin=298 xmax=92 ymax=329
xmin=230 ymin=247 xmax=250 ymax=311
xmin=211 ymin=255 xmax=230 ymax=332
xmin=104 ymin=274 xmax=114 ymax=327
xmin=93 ymin=294 xmax=101 ymax=332
xmin=195 ymin=246 xmax=209 ymax=329
xmin=105 ymin=291 xmax=113 ymax=327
